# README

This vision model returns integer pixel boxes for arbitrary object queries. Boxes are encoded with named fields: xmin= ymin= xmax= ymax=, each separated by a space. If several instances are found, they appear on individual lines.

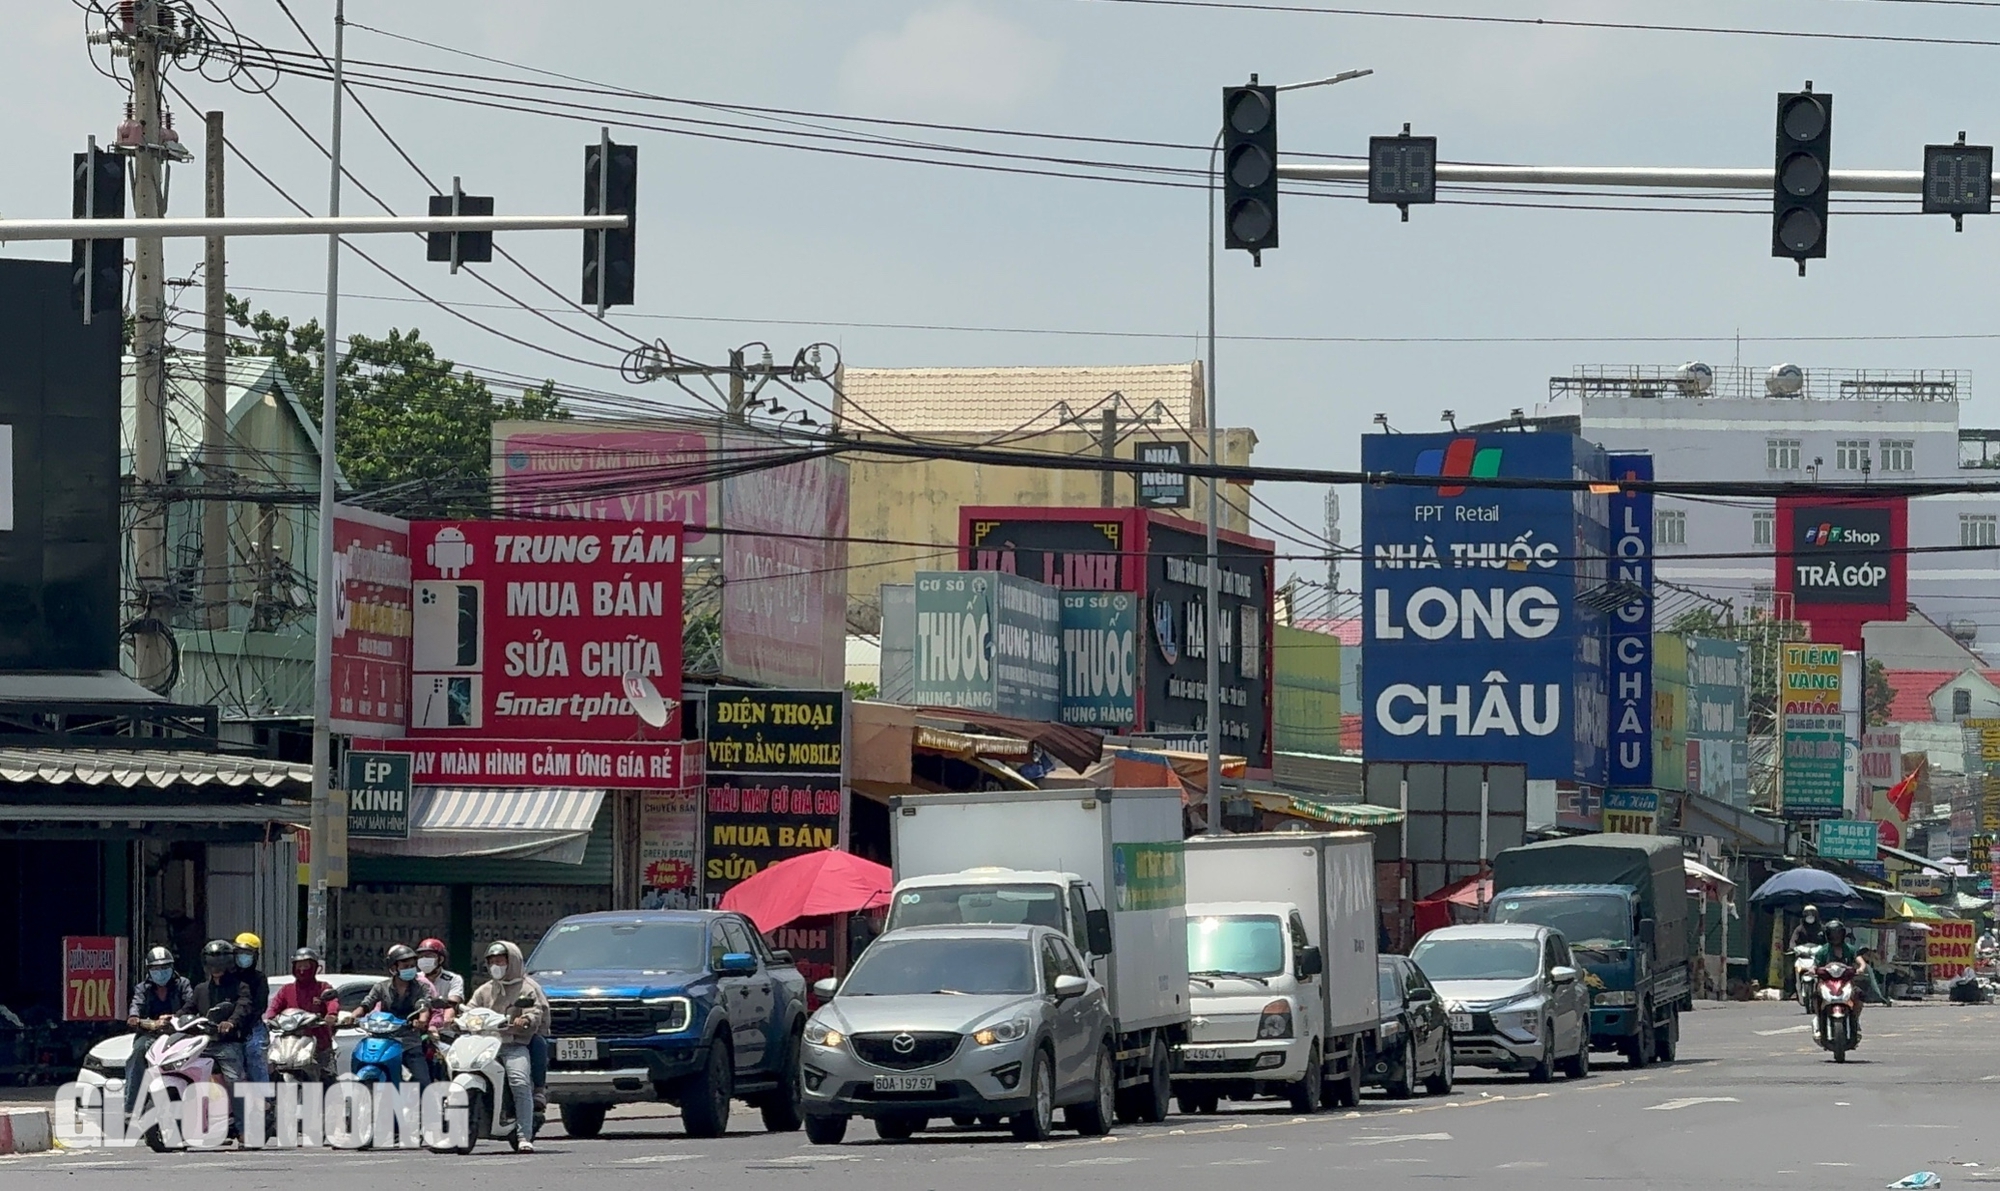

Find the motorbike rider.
xmin=264 ymin=948 xmax=341 ymax=1080
xmin=346 ymin=944 xmax=439 ymax=1088
xmin=1790 ymin=905 xmax=1826 ymax=949
xmin=466 ymin=941 xmax=548 ymax=1153
xmin=233 ymin=932 xmax=271 ymax=1082
xmin=416 ymin=938 xmax=465 ymax=1005
xmin=190 ymin=939 xmax=254 ymax=1142
xmin=123 ymin=946 xmax=194 ymax=1114
xmin=1812 ymin=920 xmax=1867 ymax=1039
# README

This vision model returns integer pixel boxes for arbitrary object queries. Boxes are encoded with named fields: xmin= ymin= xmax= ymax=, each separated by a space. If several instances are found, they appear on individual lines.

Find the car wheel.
xmin=1527 ymin=1028 xmax=1554 ymax=1083
xmin=1423 ymin=1035 xmax=1455 ymax=1096
xmin=758 ymin=1031 xmax=805 ymax=1133
xmin=559 ymin=1102 xmax=606 ymax=1140
xmin=1385 ymin=1036 xmax=1415 ymax=1100
xmin=680 ymin=1041 xmax=734 ymax=1139
xmin=874 ymin=1114 xmax=923 ymax=1141
xmin=1012 ymin=1050 xmax=1056 ymax=1142
xmin=1067 ymin=1044 xmax=1116 ymax=1136
xmin=1559 ymin=1043 xmax=1590 ymax=1080
xmin=1176 ymin=1089 xmax=1219 ymax=1115
xmin=804 ymin=1114 xmax=848 ymax=1146
xmin=1289 ymin=1040 xmax=1325 ymax=1112
xmin=950 ymin=1114 xmax=978 ymax=1128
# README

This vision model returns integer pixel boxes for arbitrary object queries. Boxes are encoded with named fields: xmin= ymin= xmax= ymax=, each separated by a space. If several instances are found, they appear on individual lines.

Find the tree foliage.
xmin=224 ymin=296 xmax=568 ymax=515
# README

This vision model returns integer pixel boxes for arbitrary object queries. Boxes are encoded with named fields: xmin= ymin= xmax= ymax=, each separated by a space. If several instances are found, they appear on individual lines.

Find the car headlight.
xmin=1592 ymin=990 xmax=1636 ymax=1008
xmin=1493 ymin=1009 xmax=1541 ymax=1038
xmin=1257 ymin=999 xmax=1293 ymax=1040
xmin=643 ymin=996 xmax=693 ymax=1033
xmin=803 ymin=1021 xmax=845 ymax=1048
xmin=973 ymin=1017 xmax=1031 ymax=1046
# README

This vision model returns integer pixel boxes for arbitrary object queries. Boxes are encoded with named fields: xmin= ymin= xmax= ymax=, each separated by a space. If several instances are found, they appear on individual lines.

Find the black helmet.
xmin=201 ymin=939 xmax=235 ymax=969
xmin=384 ymin=943 xmax=418 ymax=968
xmin=144 ymin=945 xmax=175 ymax=968
xmin=1824 ymin=919 xmax=1847 ymax=938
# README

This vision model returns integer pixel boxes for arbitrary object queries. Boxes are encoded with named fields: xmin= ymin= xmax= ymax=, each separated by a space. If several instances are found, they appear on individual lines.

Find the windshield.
xmin=1409 ymin=937 xmax=1541 ymax=981
xmin=1490 ymin=894 xmax=1631 ymax=950
xmin=839 ymin=936 xmax=1037 ymax=997
xmin=886 ymin=884 xmax=1067 ymax=932
xmin=528 ymin=920 xmax=708 ymax=973
xmin=1187 ymin=915 xmax=1285 ymax=978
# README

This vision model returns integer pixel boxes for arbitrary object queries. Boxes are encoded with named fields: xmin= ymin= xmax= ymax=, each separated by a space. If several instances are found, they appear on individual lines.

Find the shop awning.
xmin=0 ymin=748 xmax=308 ymax=789
xmin=348 ymin=787 xmax=605 ymax=864
xmin=0 ymin=801 xmax=304 ymax=824
xmin=1249 ymin=791 xmax=1403 ymax=828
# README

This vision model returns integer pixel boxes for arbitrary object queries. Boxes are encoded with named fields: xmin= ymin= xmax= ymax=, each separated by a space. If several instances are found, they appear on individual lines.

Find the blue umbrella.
xmin=1749 ymin=867 xmax=1867 ymax=910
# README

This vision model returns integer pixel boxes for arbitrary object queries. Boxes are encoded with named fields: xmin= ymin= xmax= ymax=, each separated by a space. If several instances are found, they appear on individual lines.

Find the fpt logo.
xmin=1803 ymin=523 xmax=1882 ymax=546
xmin=1414 ymin=438 xmax=1502 ymax=497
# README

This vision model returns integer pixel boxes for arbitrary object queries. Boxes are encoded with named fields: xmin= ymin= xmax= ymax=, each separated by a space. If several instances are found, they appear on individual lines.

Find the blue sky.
xmin=8 ymin=0 xmax=2000 ymax=596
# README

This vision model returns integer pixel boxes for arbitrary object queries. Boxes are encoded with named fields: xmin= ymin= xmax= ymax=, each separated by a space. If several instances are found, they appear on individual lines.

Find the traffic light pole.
xmin=1205 ymin=125 xmax=1223 ymax=837
xmin=1279 ymin=161 xmax=1984 ymax=193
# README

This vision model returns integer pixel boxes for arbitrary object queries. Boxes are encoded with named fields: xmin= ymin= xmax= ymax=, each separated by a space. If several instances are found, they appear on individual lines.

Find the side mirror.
xmin=1296 ymin=945 xmax=1324 ymax=979
xmin=812 ymin=977 xmax=839 ymax=1001
xmin=1053 ymin=974 xmax=1089 ymax=1000
xmin=1550 ymin=965 xmax=1579 ymax=985
xmin=717 ymin=952 xmax=758 ymax=977
xmin=207 ymin=1004 xmax=233 ymax=1022
xmin=514 ymin=994 xmax=537 ymax=1008
xmin=770 ymin=950 xmax=795 ymax=965
xmin=1085 ymin=909 xmax=1113 ymax=957
xmin=1638 ymin=918 xmax=1656 ymax=946
xmin=1407 ymin=986 xmax=1434 ymax=1003
xmin=317 ymin=988 xmax=338 ymax=1004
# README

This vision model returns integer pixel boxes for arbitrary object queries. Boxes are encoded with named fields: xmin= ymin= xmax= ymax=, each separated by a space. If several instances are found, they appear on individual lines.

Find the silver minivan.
xmin=1408 ymin=923 xmax=1591 ymax=1082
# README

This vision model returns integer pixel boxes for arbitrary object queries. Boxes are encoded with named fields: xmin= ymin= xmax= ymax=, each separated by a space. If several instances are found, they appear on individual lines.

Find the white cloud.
xmin=838 ymin=3 xmax=1062 ymax=117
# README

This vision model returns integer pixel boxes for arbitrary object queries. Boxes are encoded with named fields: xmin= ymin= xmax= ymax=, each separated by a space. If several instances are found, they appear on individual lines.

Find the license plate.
xmin=556 ymin=1037 xmax=599 ymax=1062
xmin=872 ymin=1074 xmax=936 ymax=1092
xmin=1183 ymin=1047 xmax=1227 ymax=1062
xmin=1449 ymin=1013 xmax=1473 ymax=1032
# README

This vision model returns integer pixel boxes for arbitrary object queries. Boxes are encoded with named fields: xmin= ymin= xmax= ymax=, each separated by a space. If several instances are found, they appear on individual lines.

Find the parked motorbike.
xmin=1794 ymin=945 xmax=1819 ymax=1012
xmin=438 ymin=997 xmax=538 ymax=1154
xmin=1813 ymin=962 xmax=1861 ymax=1063
xmin=135 ymin=1005 xmax=232 ymax=1152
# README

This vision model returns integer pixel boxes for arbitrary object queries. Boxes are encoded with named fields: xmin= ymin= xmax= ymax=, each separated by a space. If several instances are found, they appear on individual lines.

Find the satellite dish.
xmin=624 ymin=671 xmax=677 ymax=729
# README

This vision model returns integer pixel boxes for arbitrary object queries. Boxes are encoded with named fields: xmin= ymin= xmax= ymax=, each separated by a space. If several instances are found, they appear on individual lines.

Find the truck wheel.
xmin=1117 ymin=1035 xmax=1172 ymax=1123
xmin=1624 ymin=1006 xmax=1656 ymax=1069
xmin=804 ymin=1114 xmax=848 ymax=1145
xmin=758 ymin=1031 xmax=806 ymax=1133
xmin=1066 ymin=1044 xmax=1116 ymax=1136
xmin=1424 ymin=1036 xmax=1455 ymax=1096
xmin=1011 ymin=1050 xmax=1056 ymax=1141
xmin=680 ymin=1041 xmax=734 ymax=1139
xmin=558 ymin=1102 xmax=607 ymax=1140
xmin=1326 ymin=1041 xmax=1362 ymax=1108
xmin=1290 ymin=1041 xmax=1327 ymax=1111
xmin=1654 ymin=1012 xmax=1678 ymax=1064
xmin=1384 ymin=1037 xmax=1415 ymax=1101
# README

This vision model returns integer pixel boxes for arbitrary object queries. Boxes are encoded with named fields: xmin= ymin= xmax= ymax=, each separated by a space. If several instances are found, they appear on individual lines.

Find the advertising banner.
xmin=911 ymin=571 xmax=1062 ymax=722
xmin=377 ymin=737 xmax=703 ymax=790
xmin=1112 ymin=842 xmax=1186 ymax=911
xmin=1651 ymin=631 xmax=1688 ymax=794
xmin=1687 ymin=636 xmax=1750 ymax=805
xmin=1607 ymin=454 xmax=1653 ymax=789
xmin=721 ymin=452 xmax=850 ymax=689
xmin=343 ymin=751 xmax=412 ymax=840
xmin=330 ymin=506 xmax=412 ymax=736
xmin=1971 ymin=718 xmax=2000 ymax=764
xmin=1060 ymin=590 xmax=1138 ymax=727
xmin=1930 ymin=919 xmax=1977 ymax=980
xmin=1779 ymin=643 xmax=1846 ymax=819
xmin=640 ymin=788 xmax=701 ymax=904
xmin=406 ymin=520 xmax=685 ymax=740
xmin=1817 ymin=819 xmax=1881 ymax=861
xmin=1142 ymin=517 xmax=1275 ymax=766
xmin=963 ymin=509 xmax=1143 ymax=592
xmin=1775 ymin=496 xmax=1908 ymax=650
xmin=703 ymin=690 xmax=845 ymax=902
xmin=1860 ymin=728 xmax=1902 ymax=788
xmin=61 ymin=936 xmax=125 ymax=1022
xmin=1135 ymin=441 xmax=1191 ymax=509
xmin=1361 ymin=431 xmax=1610 ymax=783
xmin=492 ymin=420 xmax=716 ymax=555
xmin=1602 ymin=788 xmax=1659 ymax=835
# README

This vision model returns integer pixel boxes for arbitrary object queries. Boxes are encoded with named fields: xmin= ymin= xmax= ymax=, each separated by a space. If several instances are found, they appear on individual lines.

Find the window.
xmin=1752 ymin=511 xmax=1774 ymax=547
xmin=1040 ymin=938 xmax=1065 ymax=992
xmin=1879 ymin=439 xmax=1914 ymax=472
xmin=718 ymin=918 xmax=756 ymax=960
xmin=1767 ymin=439 xmax=1801 ymax=471
xmin=1655 ymin=509 xmax=1687 ymax=546
xmin=1836 ymin=440 xmax=1870 ymax=472
xmin=1963 ymin=514 xmax=1998 ymax=547
xmin=1050 ymin=937 xmax=1085 ymax=979
xmin=1954 ymin=688 xmax=1974 ymax=719
xmin=1067 ymin=885 xmax=1091 ymax=955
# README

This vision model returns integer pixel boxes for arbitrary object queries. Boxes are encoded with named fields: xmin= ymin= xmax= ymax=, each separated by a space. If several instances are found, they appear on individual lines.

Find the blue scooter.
xmin=351 ymin=1006 xmax=430 ymax=1086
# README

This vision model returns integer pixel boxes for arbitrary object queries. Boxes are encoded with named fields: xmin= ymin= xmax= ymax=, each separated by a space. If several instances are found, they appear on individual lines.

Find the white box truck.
xmin=886 ymin=788 xmax=1190 ymax=1122
xmin=1176 ymin=832 xmax=1379 ymax=1113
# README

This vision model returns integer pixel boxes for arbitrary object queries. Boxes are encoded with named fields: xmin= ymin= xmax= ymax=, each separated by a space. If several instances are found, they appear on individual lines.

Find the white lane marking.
xmin=753 ymin=1155 xmax=862 ymax=1164
xmin=1061 ymin=1156 xmax=1139 ymax=1166
xmin=618 ymin=1154 xmax=706 ymax=1164
xmin=1757 ymin=1025 xmax=1811 ymax=1036
xmin=1645 ymin=1097 xmax=1741 ymax=1112
xmin=1351 ymin=1132 xmax=1453 ymax=1146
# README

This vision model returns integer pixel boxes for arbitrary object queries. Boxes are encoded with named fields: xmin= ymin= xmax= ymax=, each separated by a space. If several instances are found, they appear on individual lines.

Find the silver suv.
xmin=1408 ymin=923 xmax=1590 ymax=1082
xmin=800 ymin=923 xmax=1116 ymax=1143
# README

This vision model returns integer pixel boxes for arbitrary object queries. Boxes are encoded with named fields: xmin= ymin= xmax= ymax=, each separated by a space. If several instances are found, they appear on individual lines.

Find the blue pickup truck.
xmin=528 ymin=910 xmax=810 ymax=1139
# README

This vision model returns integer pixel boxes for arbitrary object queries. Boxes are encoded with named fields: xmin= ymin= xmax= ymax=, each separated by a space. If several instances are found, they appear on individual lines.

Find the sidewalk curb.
xmin=0 ymin=1107 xmax=53 ymax=1155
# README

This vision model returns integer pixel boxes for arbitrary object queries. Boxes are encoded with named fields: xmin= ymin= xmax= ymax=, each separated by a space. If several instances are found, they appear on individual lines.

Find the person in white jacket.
xmin=468 ymin=940 xmax=548 ymax=1151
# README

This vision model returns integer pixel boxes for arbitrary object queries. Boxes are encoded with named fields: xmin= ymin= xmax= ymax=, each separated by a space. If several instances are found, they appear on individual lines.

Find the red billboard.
xmin=721 ymin=455 xmax=850 ymax=689
xmin=62 ymin=936 xmax=126 ymax=1022
xmin=407 ymin=519 xmax=685 ymax=740
xmin=1775 ymin=496 xmax=1907 ymax=650
xmin=377 ymin=737 xmax=704 ymax=791
xmin=330 ymin=505 xmax=412 ymax=736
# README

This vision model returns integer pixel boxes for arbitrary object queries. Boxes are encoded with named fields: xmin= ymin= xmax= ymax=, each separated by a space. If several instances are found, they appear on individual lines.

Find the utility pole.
xmin=727 ymin=348 xmax=747 ymax=424
xmin=202 ymin=110 xmax=228 ymax=630
xmin=1099 ymin=406 xmax=1119 ymax=507
xmin=128 ymin=0 xmax=173 ymax=689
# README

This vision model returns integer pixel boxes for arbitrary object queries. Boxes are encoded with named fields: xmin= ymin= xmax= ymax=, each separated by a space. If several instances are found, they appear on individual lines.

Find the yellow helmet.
xmin=234 ymin=931 xmax=262 ymax=951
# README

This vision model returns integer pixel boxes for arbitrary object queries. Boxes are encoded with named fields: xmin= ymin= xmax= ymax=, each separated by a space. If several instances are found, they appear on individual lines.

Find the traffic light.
xmin=426 ymin=178 xmax=494 ymax=271
xmin=1922 ymin=133 xmax=1992 ymax=232
xmin=582 ymin=136 xmax=637 ymax=310
xmin=70 ymin=145 xmax=125 ymax=321
xmin=1772 ymin=86 xmax=1832 ymax=274
xmin=1368 ymin=124 xmax=1437 ymax=221
xmin=1222 ymin=80 xmax=1279 ymax=263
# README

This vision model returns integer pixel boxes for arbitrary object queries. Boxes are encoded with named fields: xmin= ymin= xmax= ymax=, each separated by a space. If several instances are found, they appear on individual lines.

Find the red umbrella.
xmin=719 ymin=849 xmax=893 ymax=933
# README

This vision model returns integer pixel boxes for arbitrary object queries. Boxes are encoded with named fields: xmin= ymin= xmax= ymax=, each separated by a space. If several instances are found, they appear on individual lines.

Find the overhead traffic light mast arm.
xmin=1280 ymin=162 xmax=1967 ymax=193
xmin=0 ymin=213 xmax=628 ymax=241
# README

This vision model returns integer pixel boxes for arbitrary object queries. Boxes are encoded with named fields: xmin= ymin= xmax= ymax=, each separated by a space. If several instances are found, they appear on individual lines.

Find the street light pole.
xmin=1206 ymin=68 xmax=1371 ymax=837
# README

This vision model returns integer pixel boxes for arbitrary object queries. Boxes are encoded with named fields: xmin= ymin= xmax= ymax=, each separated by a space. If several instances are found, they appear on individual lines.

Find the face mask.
xmin=398 ymin=967 xmax=419 ymax=982
xmin=488 ymin=964 xmax=510 ymax=981
xmin=294 ymin=968 xmax=316 ymax=983
xmin=236 ymin=954 xmax=254 ymax=968
xmin=149 ymin=968 xmax=174 ymax=986
xmin=417 ymin=956 xmax=439 ymax=973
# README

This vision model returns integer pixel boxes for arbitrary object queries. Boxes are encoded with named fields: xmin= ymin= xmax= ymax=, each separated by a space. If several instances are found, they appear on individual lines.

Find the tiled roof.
xmin=837 ymin=363 xmax=1204 ymax=434
xmin=1881 ymin=668 xmax=2000 ymax=723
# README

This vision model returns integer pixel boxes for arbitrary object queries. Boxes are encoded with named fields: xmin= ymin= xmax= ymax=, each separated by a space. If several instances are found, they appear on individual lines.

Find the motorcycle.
xmin=1813 ymin=962 xmax=1861 ymax=1063
xmin=268 ymin=997 xmax=336 ymax=1085
xmin=134 ymin=1006 xmax=232 ymax=1152
xmin=1794 ymin=945 xmax=1819 ymax=1011
xmin=349 ymin=1004 xmax=430 ymax=1087
xmin=438 ymin=997 xmax=539 ymax=1154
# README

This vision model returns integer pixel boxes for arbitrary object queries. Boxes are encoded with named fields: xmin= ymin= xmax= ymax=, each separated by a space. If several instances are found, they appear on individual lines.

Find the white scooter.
xmin=1794 ymin=945 xmax=1819 ymax=1011
xmin=268 ymin=997 xmax=335 ymax=1085
xmin=439 ymin=1001 xmax=535 ymax=1153
xmin=135 ymin=1006 xmax=232 ymax=1151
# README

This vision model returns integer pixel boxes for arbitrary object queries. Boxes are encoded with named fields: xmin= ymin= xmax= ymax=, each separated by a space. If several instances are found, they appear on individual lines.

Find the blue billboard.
xmin=1607 ymin=454 xmax=1653 ymax=789
xmin=1361 ymin=431 xmax=1609 ymax=784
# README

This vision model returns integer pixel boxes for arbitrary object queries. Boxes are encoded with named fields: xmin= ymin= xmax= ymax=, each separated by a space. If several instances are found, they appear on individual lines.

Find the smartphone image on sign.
xmin=411 ymin=674 xmax=480 ymax=729
xmin=413 ymin=580 xmax=482 ymax=671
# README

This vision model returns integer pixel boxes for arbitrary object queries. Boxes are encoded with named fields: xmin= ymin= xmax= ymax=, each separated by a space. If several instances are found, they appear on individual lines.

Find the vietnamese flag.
xmin=1884 ymin=762 xmax=1921 ymax=821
